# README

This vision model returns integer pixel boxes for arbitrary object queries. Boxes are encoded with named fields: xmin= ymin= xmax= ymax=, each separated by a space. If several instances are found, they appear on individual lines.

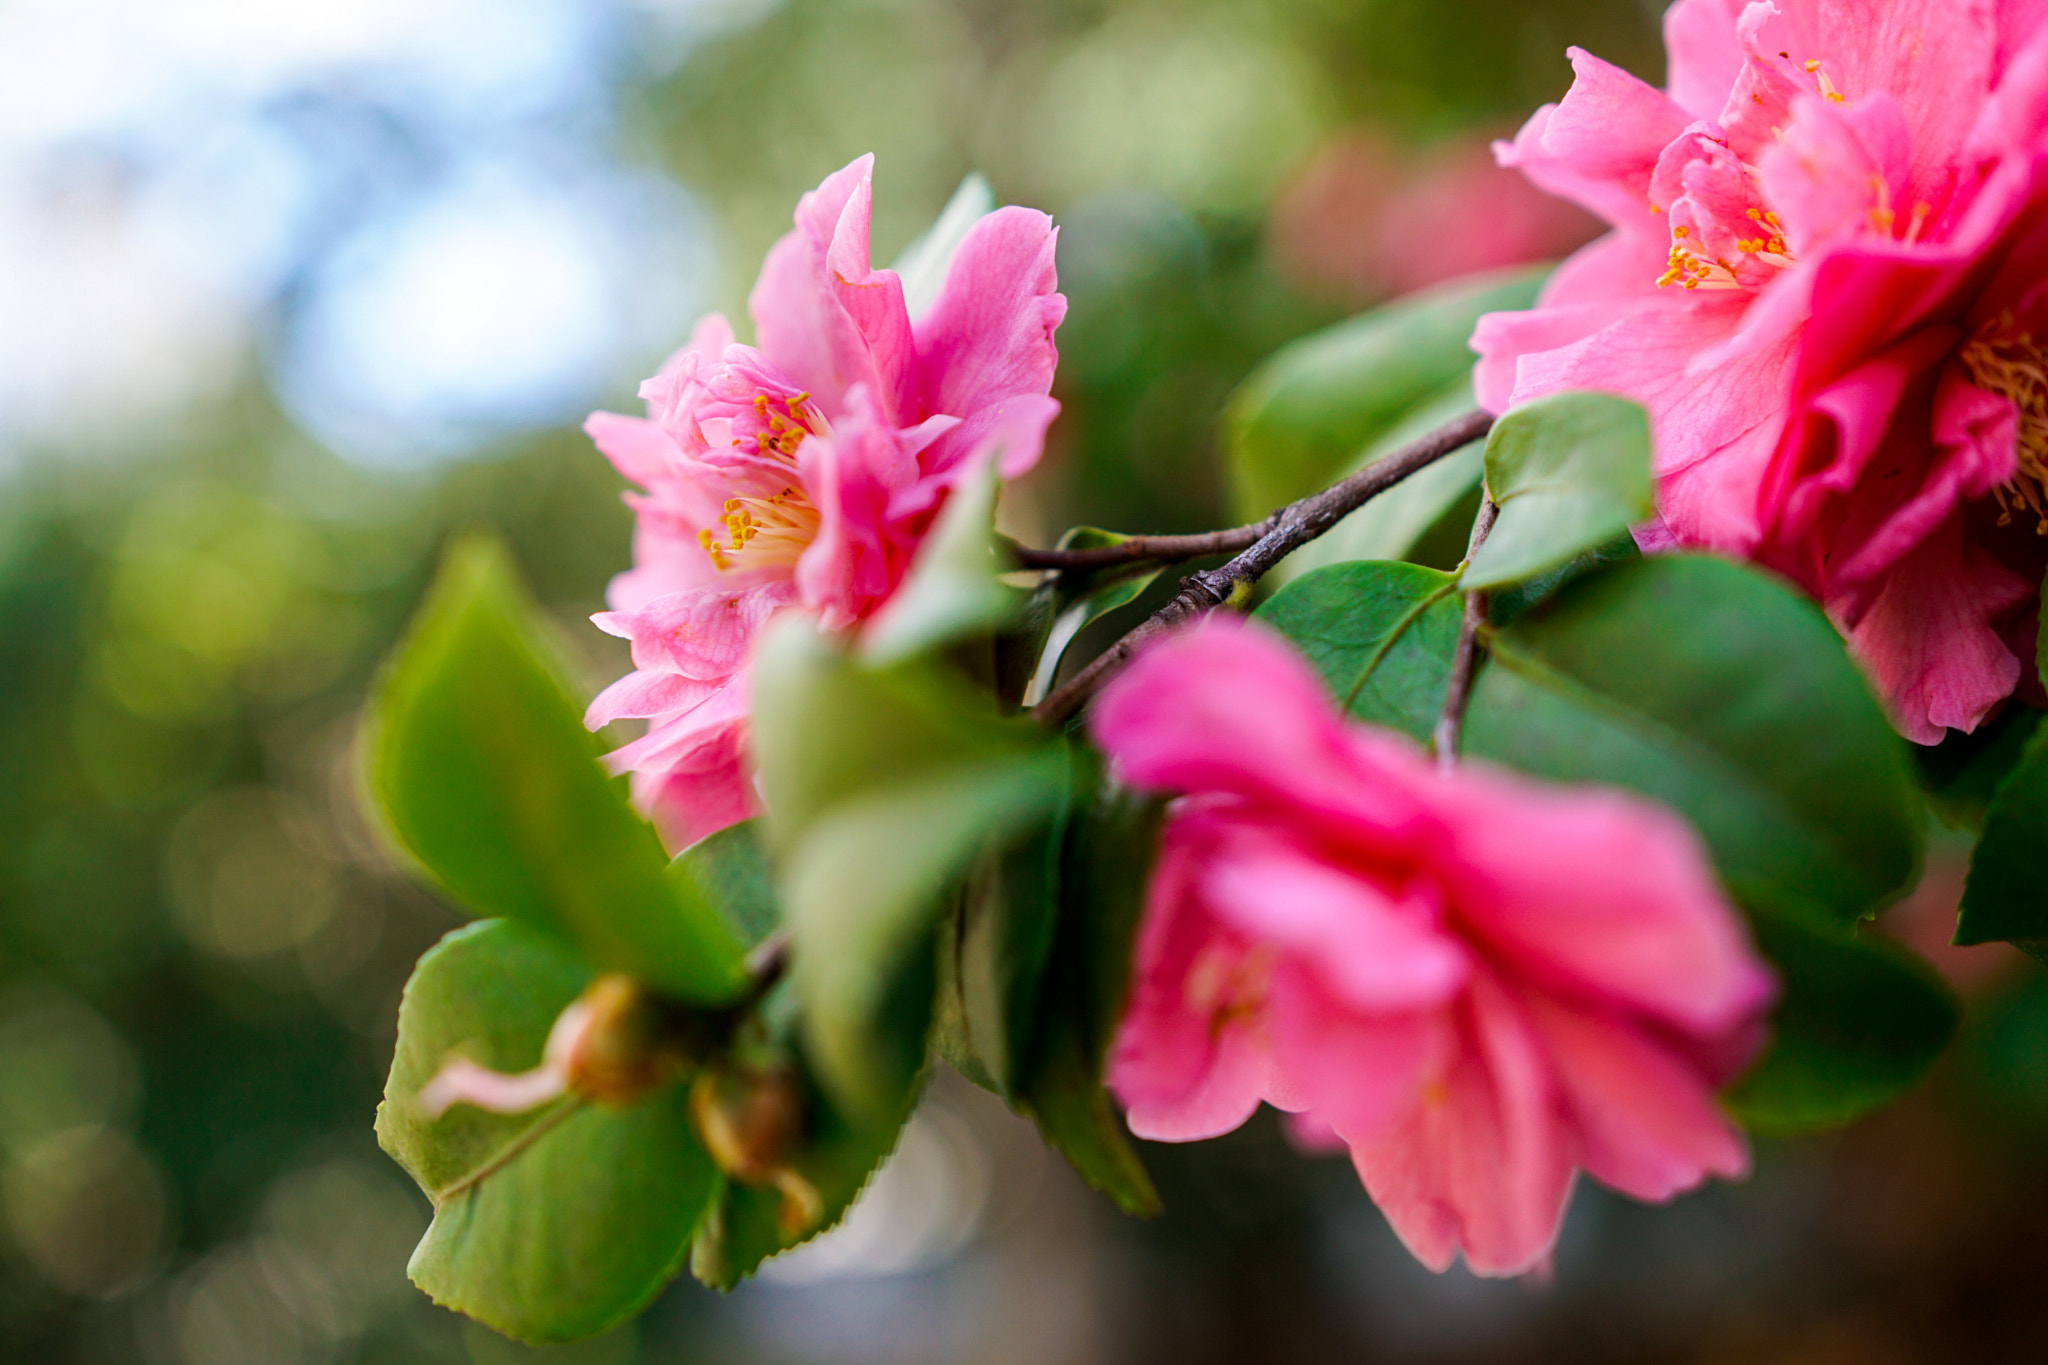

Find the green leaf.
xmin=1271 ymin=378 xmax=1486 ymax=586
xmin=1014 ymin=775 xmax=1162 ymax=1216
xmin=1957 ymin=717 xmax=2048 ymax=953
xmin=892 ymin=172 xmax=995 ymax=322
xmin=862 ymin=459 xmax=1018 ymax=666
xmin=1018 ymin=1022 xmax=1160 ymax=1217
xmin=1465 ymin=555 xmax=1923 ymax=928
xmin=1484 ymin=531 xmax=1641 ymax=627
xmin=751 ymin=617 xmax=1044 ymax=847
xmin=788 ymin=752 xmax=1073 ymax=1120
xmin=1022 ymin=527 xmax=1165 ymax=705
xmin=670 ymin=819 xmax=780 ymax=950
xmin=1253 ymin=560 xmax=1462 ymax=743
xmin=1224 ymin=267 xmax=1544 ymax=521
xmin=365 ymin=538 xmax=746 ymax=1004
xmin=1725 ymin=907 xmax=1959 ymax=1134
xmin=1463 ymin=392 xmax=1654 ymax=590
xmin=378 ymin=921 xmax=719 ymax=1342
xmin=935 ymin=754 xmax=1075 ymax=1098
xmin=1916 ymin=705 xmax=2045 ymax=834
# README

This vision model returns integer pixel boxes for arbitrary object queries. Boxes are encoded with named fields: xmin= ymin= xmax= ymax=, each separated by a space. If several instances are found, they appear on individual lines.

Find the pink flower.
xmin=1090 ymin=618 xmax=1773 ymax=1277
xmin=585 ymin=157 xmax=1064 ymax=845
xmin=1473 ymin=0 xmax=2048 ymax=743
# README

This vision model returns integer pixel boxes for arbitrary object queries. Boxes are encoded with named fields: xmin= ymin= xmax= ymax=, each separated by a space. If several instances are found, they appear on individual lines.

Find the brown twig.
xmin=1013 ymin=527 xmax=1266 ymax=571
xmin=1030 ymin=408 xmax=1494 ymax=727
xmin=1431 ymin=496 xmax=1498 ymax=769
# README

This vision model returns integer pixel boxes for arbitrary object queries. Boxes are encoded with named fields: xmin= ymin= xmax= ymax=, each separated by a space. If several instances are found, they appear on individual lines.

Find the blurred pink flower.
xmin=1090 ymin=618 xmax=1773 ymax=1277
xmin=1474 ymin=0 xmax=2048 ymax=743
xmin=1270 ymin=130 xmax=1599 ymax=302
xmin=585 ymin=156 xmax=1064 ymax=846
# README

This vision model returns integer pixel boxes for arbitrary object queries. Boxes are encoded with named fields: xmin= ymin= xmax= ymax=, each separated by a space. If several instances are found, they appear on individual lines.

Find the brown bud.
xmin=560 ymin=975 xmax=678 ymax=1105
xmin=690 ymin=1063 xmax=823 ymax=1235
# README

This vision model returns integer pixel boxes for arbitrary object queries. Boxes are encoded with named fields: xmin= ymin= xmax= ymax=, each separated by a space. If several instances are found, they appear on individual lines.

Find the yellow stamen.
xmin=1961 ymin=312 xmax=2048 ymax=535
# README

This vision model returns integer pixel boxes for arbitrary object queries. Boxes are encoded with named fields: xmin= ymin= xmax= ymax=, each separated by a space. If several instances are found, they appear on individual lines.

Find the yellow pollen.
xmin=702 ymin=394 xmax=824 ymax=571
xmin=1961 ymin=313 xmax=2048 ymax=534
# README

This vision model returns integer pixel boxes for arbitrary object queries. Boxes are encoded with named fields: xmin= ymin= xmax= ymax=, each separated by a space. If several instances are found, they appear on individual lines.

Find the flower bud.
xmin=690 ymin=1063 xmax=822 ymax=1235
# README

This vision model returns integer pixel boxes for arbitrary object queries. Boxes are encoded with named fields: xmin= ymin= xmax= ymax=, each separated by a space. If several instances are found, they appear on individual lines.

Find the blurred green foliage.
xmin=9 ymin=1 xmax=2048 ymax=1363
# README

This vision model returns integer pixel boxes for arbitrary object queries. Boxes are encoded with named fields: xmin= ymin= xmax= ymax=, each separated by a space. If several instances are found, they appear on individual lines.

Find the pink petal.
xmin=1432 ymin=764 xmax=1776 ymax=1038
xmin=1507 ymin=291 xmax=1792 ymax=552
xmin=1089 ymin=618 xmax=1429 ymax=843
xmin=1198 ymin=829 xmax=1468 ymax=1013
xmin=1282 ymin=1106 xmax=1350 ymax=1155
xmin=1756 ymin=93 xmax=1912 ymax=259
xmin=1266 ymin=961 xmax=1448 ymax=1143
xmin=584 ymin=411 xmax=685 ymax=490
xmin=1662 ymin=0 xmax=1749 ymax=122
xmin=1495 ymin=47 xmax=1692 ymax=228
xmin=601 ymin=680 xmax=751 ymax=775
xmin=1808 ymin=346 xmax=2020 ymax=611
xmin=824 ymin=172 xmax=916 ymax=426
xmin=1522 ymin=992 xmax=1750 ymax=1203
xmin=584 ymin=669 xmax=722 ymax=730
xmin=1758 ymin=324 xmax=1962 ymax=593
xmin=592 ymin=583 xmax=795 ymax=680
xmin=1349 ymin=972 xmax=1572 ymax=1277
xmin=1107 ymin=834 xmax=1273 ymax=1142
xmin=749 ymin=155 xmax=888 ymax=413
xmin=1788 ymin=0 xmax=1996 ymax=210
xmin=911 ymin=206 xmax=1066 ymax=481
xmin=635 ymin=736 xmax=759 ymax=849
xmin=1837 ymin=511 xmax=2031 ymax=742
xmin=1970 ymin=27 xmax=2048 ymax=158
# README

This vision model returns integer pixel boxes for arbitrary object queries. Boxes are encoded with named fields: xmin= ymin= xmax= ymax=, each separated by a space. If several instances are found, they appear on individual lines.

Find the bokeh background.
xmin=4 ymin=1 xmax=2047 ymax=1361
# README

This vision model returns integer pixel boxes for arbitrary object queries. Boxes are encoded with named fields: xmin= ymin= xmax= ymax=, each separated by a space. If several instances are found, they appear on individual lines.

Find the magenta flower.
xmin=1090 ymin=618 xmax=1773 ymax=1277
xmin=585 ymin=157 xmax=1064 ymax=845
xmin=1474 ymin=0 xmax=2048 ymax=742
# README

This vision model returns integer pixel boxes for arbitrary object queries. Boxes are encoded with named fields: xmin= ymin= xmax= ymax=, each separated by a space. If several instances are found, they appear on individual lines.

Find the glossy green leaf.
xmin=1015 ymin=777 xmax=1162 ymax=1216
xmin=1271 ymin=379 xmax=1485 ymax=586
xmin=892 ymin=171 xmax=994 ymax=322
xmin=788 ymin=751 xmax=1072 ymax=1119
xmin=1465 ymin=555 xmax=1923 ymax=928
xmin=751 ymin=617 xmax=1044 ymax=847
xmin=1484 ymin=531 xmax=1641 ymax=627
xmin=1915 ymin=705 xmax=2044 ymax=832
xmin=365 ymin=539 xmax=746 ymax=1004
xmin=862 ymin=459 xmax=1018 ymax=666
xmin=1463 ymin=392 xmax=1654 ymax=590
xmin=1224 ymin=267 xmax=1544 ymax=520
xmin=1956 ymin=717 xmax=2048 ymax=955
xmin=1254 ymin=560 xmax=1461 ymax=743
xmin=935 ymin=755 xmax=1074 ymax=1098
xmin=378 ymin=921 xmax=719 ymax=1342
xmin=1725 ymin=907 xmax=1959 ymax=1133
xmin=670 ymin=820 xmax=780 ymax=950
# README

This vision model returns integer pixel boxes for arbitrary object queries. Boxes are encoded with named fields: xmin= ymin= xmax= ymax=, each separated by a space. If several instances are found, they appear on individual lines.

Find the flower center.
xmin=1186 ymin=941 xmax=1276 ymax=1039
xmin=1961 ymin=314 xmax=2048 ymax=535
xmin=698 ymin=392 xmax=825 ymax=571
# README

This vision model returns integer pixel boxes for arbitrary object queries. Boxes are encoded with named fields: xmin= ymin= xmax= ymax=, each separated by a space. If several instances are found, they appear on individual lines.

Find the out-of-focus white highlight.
xmin=762 ymin=1101 xmax=994 ymax=1284
xmin=0 ymin=0 xmax=748 ymax=469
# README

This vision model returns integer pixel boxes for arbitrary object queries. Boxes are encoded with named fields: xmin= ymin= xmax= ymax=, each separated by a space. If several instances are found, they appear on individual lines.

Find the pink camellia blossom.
xmin=1090 ymin=617 xmax=1773 ymax=1277
xmin=585 ymin=156 xmax=1064 ymax=845
xmin=1473 ymin=0 xmax=2048 ymax=743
